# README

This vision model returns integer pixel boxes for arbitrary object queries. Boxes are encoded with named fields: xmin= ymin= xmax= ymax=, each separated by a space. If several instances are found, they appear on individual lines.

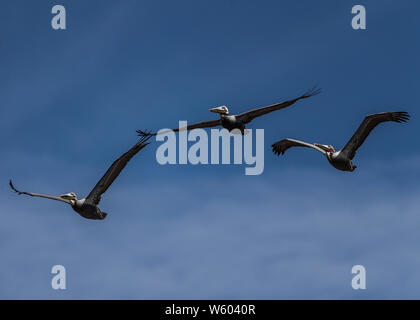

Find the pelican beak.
xmin=209 ymin=106 xmax=228 ymax=114
xmin=315 ymin=144 xmax=335 ymax=153
xmin=60 ymin=192 xmax=76 ymax=200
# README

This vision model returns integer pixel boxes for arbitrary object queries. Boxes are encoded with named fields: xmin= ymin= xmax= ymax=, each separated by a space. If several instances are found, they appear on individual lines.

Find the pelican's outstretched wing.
xmin=272 ymin=138 xmax=326 ymax=156
xmin=236 ymin=86 xmax=321 ymax=124
xmin=341 ymin=111 xmax=410 ymax=160
xmin=9 ymin=180 xmax=71 ymax=204
xmin=137 ymin=119 xmax=221 ymax=137
xmin=86 ymin=135 xmax=152 ymax=205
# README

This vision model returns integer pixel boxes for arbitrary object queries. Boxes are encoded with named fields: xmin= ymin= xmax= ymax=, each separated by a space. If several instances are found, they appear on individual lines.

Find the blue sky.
xmin=1 ymin=0 xmax=419 ymax=299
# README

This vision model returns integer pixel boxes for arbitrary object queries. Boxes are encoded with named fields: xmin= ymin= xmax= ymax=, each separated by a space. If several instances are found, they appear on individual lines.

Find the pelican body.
xmin=218 ymin=113 xmax=245 ymax=133
xmin=71 ymin=198 xmax=106 ymax=220
xmin=9 ymin=135 xmax=151 ymax=220
xmin=137 ymin=87 xmax=320 ymax=136
xmin=272 ymin=112 xmax=410 ymax=172
xmin=324 ymin=147 xmax=357 ymax=172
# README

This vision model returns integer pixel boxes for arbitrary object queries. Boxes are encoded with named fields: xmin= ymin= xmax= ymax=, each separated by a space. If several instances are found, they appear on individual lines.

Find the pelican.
xmin=9 ymin=135 xmax=151 ymax=220
xmin=272 ymin=111 xmax=410 ymax=171
xmin=137 ymin=87 xmax=320 ymax=136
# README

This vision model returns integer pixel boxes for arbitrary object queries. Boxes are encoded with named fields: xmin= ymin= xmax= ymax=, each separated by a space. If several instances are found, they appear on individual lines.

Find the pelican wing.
xmin=236 ymin=86 xmax=321 ymax=124
xmin=170 ymin=119 xmax=221 ymax=132
xmin=86 ymin=136 xmax=151 ymax=205
xmin=9 ymin=180 xmax=71 ymax=204
xmin=137 ymin=119 xmax=221 ymax=137
xmin=341 ymin=111 xmax=410 ymax=160
xmin=272 ymin=138 xmax=326 ymax=156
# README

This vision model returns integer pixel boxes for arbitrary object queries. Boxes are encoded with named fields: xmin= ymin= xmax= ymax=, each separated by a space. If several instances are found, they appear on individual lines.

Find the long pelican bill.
xmin=209 ymin=106 xmax=229 ymax=114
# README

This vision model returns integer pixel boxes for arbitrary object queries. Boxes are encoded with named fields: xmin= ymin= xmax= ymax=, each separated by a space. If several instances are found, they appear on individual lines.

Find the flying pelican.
xmin=272 ymin=111 xmax=410 ymax=171
xmin=137 ymin=87 xmax=320 ymax=136
xmin=9 ymin=135 xmax=151 ymax=220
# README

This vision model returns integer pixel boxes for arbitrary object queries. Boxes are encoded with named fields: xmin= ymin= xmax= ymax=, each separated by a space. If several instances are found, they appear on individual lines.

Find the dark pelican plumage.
xmin=137 ymin=87 xmax=320 ymax=136
xmin=9 ymin=135 xmax=151 ymax=220
xmin=272 ymin=112 xmax=410 ymax=172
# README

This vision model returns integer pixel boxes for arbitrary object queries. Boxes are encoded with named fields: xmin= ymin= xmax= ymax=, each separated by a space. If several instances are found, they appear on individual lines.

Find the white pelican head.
xmin=60 ymin=192 xmax=77 ymax=200
xmin=315 ymin=144 xmax=335 ymax=153
xmin=209 ymin=105 xmax=229 ymax=115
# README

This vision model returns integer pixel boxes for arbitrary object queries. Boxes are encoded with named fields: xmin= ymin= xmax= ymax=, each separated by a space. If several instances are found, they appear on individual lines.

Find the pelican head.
xmin=315 ymin=144 xmax=335 ymax=153
xmin=209 ymin=105 xmax=229 ymax=115
xmin=60 ymin=192 xmax=77 ymax=200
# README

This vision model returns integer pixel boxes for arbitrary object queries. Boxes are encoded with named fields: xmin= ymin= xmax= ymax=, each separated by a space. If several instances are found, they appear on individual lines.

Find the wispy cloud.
xmin=1 ymin=161 xmax=420 ymax=299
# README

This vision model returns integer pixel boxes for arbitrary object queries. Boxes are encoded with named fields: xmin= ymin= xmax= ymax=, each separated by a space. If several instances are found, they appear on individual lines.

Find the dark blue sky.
xmin=1 ymin=0 xmax=419 ymax=299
